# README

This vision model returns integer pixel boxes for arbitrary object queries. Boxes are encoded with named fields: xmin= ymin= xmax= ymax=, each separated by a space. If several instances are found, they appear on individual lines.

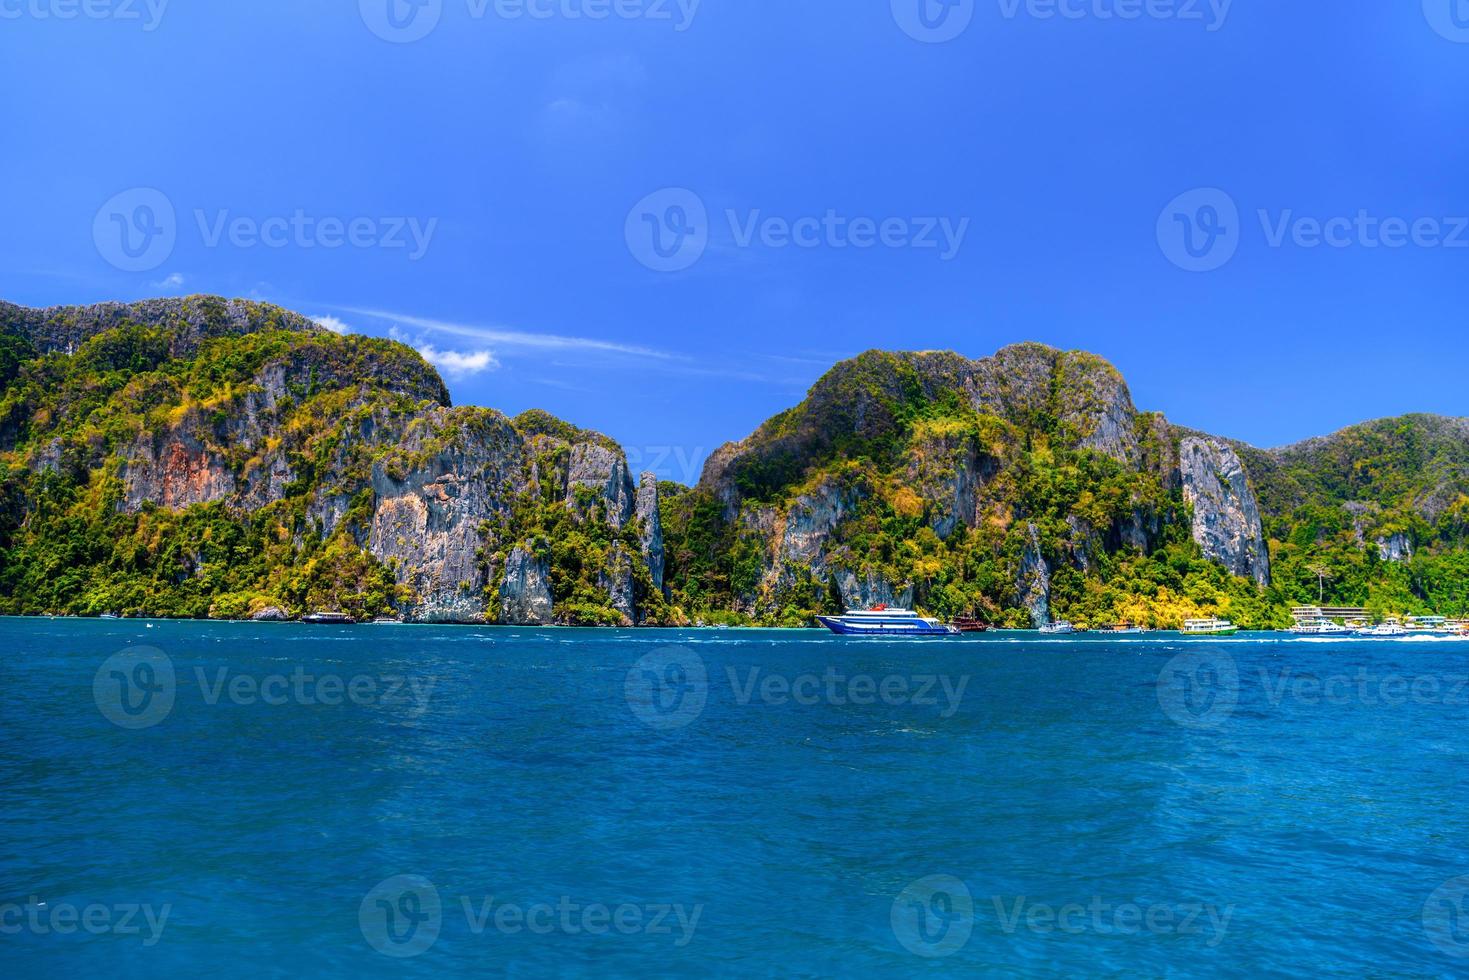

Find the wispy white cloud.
xmin=153 ymin=272 xmax=185 ymax=290
xmin=337 ymin=306 xmax=672 ymax=360
xmin=313 ymin=315 xmax=352 ymax=335
xmin=415 ymin=344 xmax=499 ymax=379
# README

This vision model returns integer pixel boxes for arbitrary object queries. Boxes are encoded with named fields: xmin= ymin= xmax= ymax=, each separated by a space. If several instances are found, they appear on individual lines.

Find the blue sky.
xmin=3 ymin=1 xmax=1467 ymax=484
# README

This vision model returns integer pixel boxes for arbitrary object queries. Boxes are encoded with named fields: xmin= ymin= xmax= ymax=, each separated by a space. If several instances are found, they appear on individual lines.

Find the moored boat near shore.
xmin=1182 ymin=618 xmax=1239 ymax=636
xmin=816 ymin=607 xmax=959 ymax=636
xmin=300 ymin=612 xmax=356 ymax=626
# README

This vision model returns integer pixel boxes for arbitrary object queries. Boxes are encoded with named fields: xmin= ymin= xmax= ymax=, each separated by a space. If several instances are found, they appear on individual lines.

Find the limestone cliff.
xmin=499 ymin=546 xmax=554 ymax=625
xmin=1176 ymin=437 xmax=1270 ymax=587
xmin=636 ymin=474 xmax=666 ymax=594
xmin=0 ymin=296 xmax=664 ymax=624
xmin=1016 ymin=522 xmax=1052 ymax=627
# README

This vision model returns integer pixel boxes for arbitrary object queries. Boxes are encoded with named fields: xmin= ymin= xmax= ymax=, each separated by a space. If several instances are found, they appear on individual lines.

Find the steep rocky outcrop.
xmin=499 ymin=547 xmax=554 ymax=625
xmin=1016 ymin=522 xmax=1051 ymax=627
xmin=599 ymin=542 xmax=637 ymax=624
xmin=0 ymin=296 xmax=665 ymax=624
xmin=1378 ymin=534 xmax=1413 ymax=563
xmin=565 ymin=443 xmax=634 ymax=528
xmin=636 ymin=474 xmax=666 ymax=594
xmin=835 ymin=569 xmax=913 ymax=611
xmin=0 ymin=295 xmax=320 ymax=358
xmin=906 ymin=427 xmax=999 ymax=539
xmin=368 ymin=408 xmax=525 ymax=617
xmin=1177 ymin=437 xmax=1270 ymax=586
xmin=14 ymin=293 xmax=1466 ymax=627
xmin=122 ymin=428 xmax=236 ymax=511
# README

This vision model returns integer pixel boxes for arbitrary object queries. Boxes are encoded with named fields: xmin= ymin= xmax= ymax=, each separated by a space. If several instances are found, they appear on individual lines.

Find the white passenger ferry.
xmin=1182 ymin=618 xmax=1239 ymax=637
xmin=816 ymin=606 xmax=959 ymax=637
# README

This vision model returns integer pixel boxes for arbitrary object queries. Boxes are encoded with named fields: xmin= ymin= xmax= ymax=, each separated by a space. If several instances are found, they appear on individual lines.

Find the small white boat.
xmin=1182 ymin=618 xmax=1239 ymax=636
xmin=1039 ymin=621 xmax=1075 ymax=635
xmin=1356 ymin=620 xmax=1407 ymax=638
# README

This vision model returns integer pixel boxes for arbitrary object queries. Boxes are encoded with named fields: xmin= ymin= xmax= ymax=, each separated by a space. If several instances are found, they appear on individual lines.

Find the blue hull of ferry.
xmin=816 ymin=616 xmax=956 ymax=637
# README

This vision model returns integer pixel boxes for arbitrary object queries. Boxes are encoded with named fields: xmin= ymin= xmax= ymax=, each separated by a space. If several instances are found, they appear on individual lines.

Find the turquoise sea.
xmin=4 ymin=618 xmax=1469 ymax=976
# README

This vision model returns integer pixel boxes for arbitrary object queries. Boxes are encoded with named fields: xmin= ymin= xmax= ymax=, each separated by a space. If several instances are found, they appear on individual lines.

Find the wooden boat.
xmin=950 ymin=616 xmax=990 ymax=633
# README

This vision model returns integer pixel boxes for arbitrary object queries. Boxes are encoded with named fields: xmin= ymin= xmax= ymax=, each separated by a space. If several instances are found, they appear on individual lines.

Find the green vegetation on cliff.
xmin=0 ymin=298 xmax=441 ymax=618
xmin=4 ymin=296 xmax=1466 ymax=628
xmin=1244 ymin=416 xmax=1469 ymax=619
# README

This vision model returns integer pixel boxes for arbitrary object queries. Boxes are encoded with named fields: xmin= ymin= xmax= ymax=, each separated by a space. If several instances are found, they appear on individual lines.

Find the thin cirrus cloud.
xmin=335 ymin=306 xmax=673 ymax=360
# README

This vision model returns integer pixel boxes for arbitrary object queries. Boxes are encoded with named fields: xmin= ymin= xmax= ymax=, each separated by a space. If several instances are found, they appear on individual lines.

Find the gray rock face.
xmin=782 ymin=480 xmax=858 ymax=569
xmin=1017 ymin=522 xmax=1051 ymax=627
xmin=835 ymin=569 xmax=913 ymax=611
xmin=906 ymin=430 xmax=998 ymax=539
xmin=965 ymin=345 xmax=1139 ymax=464
xmin=1378 ymin=533 xmax=1413 ymax=563
xmin=599 ymin=542 xmax=636 ymax=624
xmin=0 ymin=295 xmax=321 ymax=358
xmin=250 ymin=606 xmax=289 ymax=622
xmin=1178 ymin=437 xmax=1271 ymax=586
xmin=499 ymin=546 xmax=554 ymax=625
xmin=368 ymin=408 xmax=524 ymax=618
xmin=636 ymin=474 xmax=666 ymax=594
xmin=414 ymin=591 xmax=492 ymax=625
xmin=566 ymin=444 xmax=634 ymax=528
